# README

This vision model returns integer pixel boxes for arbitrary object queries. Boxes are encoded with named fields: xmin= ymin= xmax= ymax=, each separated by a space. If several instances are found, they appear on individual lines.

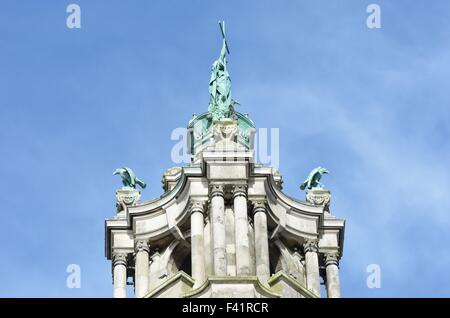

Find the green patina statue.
xmin=113 ymin=167 xmax=146 ymax=189
xmin=300 ymin=167 xmax=330 ymax=190
xmin=208 ymin=21 xmax=239 ymax=122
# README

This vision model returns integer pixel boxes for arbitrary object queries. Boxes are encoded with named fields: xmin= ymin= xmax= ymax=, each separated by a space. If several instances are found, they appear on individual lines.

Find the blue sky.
xmin=0 ymin=0 xmax=449 ymax=297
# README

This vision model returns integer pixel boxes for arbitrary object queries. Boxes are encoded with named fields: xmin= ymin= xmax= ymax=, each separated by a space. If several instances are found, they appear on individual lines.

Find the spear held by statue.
xmin=219 ymin=21 xmax=230 ymax=54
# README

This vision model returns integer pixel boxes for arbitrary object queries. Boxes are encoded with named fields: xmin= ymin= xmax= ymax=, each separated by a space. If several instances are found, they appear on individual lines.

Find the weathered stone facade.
xmin=105 ymin=117 xmax=345 ymax=298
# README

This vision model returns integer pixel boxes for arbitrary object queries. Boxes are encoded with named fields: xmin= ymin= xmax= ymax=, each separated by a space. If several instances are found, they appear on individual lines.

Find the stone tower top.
xmin=105 ymin=22 xmax=346 ymax=299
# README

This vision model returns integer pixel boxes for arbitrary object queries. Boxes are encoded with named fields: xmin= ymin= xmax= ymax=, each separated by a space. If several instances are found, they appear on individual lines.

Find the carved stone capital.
xmin=303 ymin=239 xmax=319 ymax=254
xmin=112 ymin=253 xmax=127 ymax=267
xmin=232 ymin=185 xmax=247 ymax=199
xmin=134 ymin=239 xmax=150 ymax=254
xmin=190 ymin=200 xmax=206 ymax=215
xmin=324 ymin=253 xmax=340 ymax=267
xmin=252 ymin=201 xmax=267 ymax=215
xmin=210 ymin=184 xmax=225 ymax=198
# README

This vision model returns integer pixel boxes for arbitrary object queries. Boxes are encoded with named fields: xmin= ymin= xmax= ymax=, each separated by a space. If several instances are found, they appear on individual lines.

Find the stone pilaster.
xmin=252 ymin=201 xmax=270 ymax=284
xmin=190 ymin=201 xmax=206 ymax=287
xmin=112 ymin=253 xmax=127 ymax=298
xmin=303 ymin=239 xmax=321 ymax=297
xmin=134 ymin=239 xmax=150 ymax=298
xmin=324 ymin=253 xmax=341 ymax=298
xmin=233 ymin=185 xmax=251 ymax=275
xmin=210 ymin=185 xmax=226 ymax=276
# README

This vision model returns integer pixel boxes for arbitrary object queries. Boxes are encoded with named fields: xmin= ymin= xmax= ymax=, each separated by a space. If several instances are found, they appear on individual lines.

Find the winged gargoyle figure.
xmin=300 ymin=167 xmax=329 ymax=190
xmin=113 ymin=167 xmax=146 ymax=189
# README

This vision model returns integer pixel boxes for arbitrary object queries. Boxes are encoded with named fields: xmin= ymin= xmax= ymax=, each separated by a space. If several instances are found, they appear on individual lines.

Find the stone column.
xmin=233 ymin=185 xmax=251 ymax=275
xmin=210 ymin=185 xmax=226 ymax=276
xmin=134 ymin=239 xmax=150 ymax=298
xmin=303 ymin=239 xmax=321 ymax=297
xmin=253 ymin=201 xmax=270 ymax=283
xmin=112 ymin=253 xmax=127 ymax=298
xmin=325 ymin=253 xmax=341 ymax=298
xmin=191 ymin=201 xmax=206 ymax=287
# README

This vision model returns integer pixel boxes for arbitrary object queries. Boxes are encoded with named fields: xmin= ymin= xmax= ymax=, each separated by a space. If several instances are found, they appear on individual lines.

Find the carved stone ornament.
xmin=116 ymin=187 xmax=141 ymax=208
xmin=213 ymin=120 xmax=238 ymax=143
xmin=112 ymin=253 xmax=128 ymax=267
xmin=324 ymin=253 xmax=340 ymax=267
xmin=232 ymin=185 xmax=247 ymax=198
xmin=134 ymin=240 xmax=150 ymax=254
xmin=303 ymin=239 xmax=319 ymax=254
xmin=210 ymin=184 xmax=225 ymax=198
xmin=113 ymin=167 xmax=146 ymax=189
xmin=190 ymin=200 xmax=205 ymax=214
xmin=252 ymin=201 xmax=266 ymax=215
xmin=306 ymin=188 xmax=331 ymax=210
